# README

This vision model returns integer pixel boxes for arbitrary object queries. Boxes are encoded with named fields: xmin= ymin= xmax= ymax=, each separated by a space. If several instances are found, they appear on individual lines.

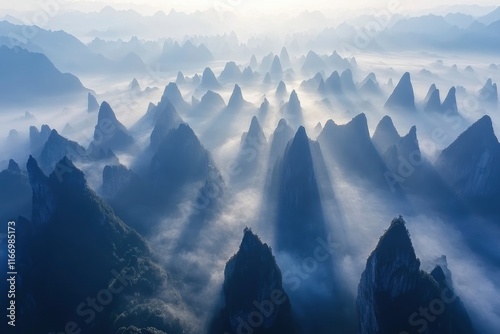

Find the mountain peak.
xmin=249 ymin=115 xmax=262 ymax=134
xmin=276 ymin=80 xmax=287 ymax=96
xmin=92 ymin=101 xmax=134 ymax=153
xmin=98 ymin=101 xmax=118 ymax=123
xmin=385 ymin=72 xmax=416 ymax=112
xmin=160 ymin=82 xmax=190 ymax=112
xmin=442 ymin=86 xmax=458 ymax=115
xmin=228 ymin=84 xmax=245 ymax=109
xmin=372 ymin=216 xmax=418 ymax=274
xmin=239 ymin=227 xmax=266 ymax=253
xmin=321 ymin=113 xmax=370 ymax=141
xmin=436 ymin=115 xmax=500 ymax=200
xmin=288 ymin=90 xmax=301 ymax=109
xmin=349 ymin=113 xmax=369 ymax=132
xmin=175 ymin=71 xmax=185 ymax=84
xmin=357 ymin=216 xmax=474 ymax=333
xmin=293 ymin=126 xmax=308 ymax=146
xmin=7 ymin=159 xmax=20 ymax=173
xmin=201 ymin=67 xmax=221 ymax=89
xmin=49 ymin=156 xmax=86 ymax=189
xmin=372 ymin=115 xmax=401 ymax=153
xmin=325 ymin=71 xmax=342 ymax=93
xmin=424 ymin=86 xmax=441 ymax=112
xmin=211 ymin=228 xmax=297 ymax=334
xmin=453 ymin=115 xmax=495 ymax=145
xmin=27 ymin=155 xmax=42 ymax=180
xmin=397 ymin=125 xmax=420 ymax=156
xmin=242 ymin=116 xmax=266 ymax=147
xmin=478 ymin=78 xmax=498 ymax=107
xmin=218 ymin=61 xmax=241 ymax=82
xmin=150 ymin=100 xmax=182 ymax=138
xmin=263 ymin=72 xmax=272 ymax=84
xmin=277 ymin=118 xmax=289 ymax=129
xmin=280 ymin=47 xmax=291 ymax=67
xmin=423 ymin=83 xmax=437 ymax=103
xmin=200 ymin=90 xmax=226 ymax=109
xmin=340 ymin=69 xmax=356 ymax=91
xmin=259 ymin=97 xmax=269 ymax=114
xmin=129 ymin=77 xmax=141 ymax=91
xmin=271 ymin=55 xmax=283 ymax=77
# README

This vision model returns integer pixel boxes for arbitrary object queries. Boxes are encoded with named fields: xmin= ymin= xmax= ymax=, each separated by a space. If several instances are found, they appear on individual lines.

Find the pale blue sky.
xmin=0 ymin=0 xmax=498 ymax=14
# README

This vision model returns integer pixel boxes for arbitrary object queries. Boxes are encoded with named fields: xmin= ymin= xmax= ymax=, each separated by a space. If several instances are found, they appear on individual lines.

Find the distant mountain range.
xmin=0 ymin=45 xmax=88 ymax=104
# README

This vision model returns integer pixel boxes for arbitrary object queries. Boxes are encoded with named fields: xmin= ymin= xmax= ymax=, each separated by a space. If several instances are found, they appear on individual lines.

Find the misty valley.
xmin=0 ymin=3 xmax=499 ymax=334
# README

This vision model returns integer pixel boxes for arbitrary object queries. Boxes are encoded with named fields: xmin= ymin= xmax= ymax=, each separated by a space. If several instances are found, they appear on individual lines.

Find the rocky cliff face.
xmin=210 ymin=228 xmax=297 ymax=334
xmin=435 ymin=115 xmax=500 ymax=214
xmin=21 ymin=156 xmax=193 ymax=334
xmin=0 ymin=159 xmax=31 ymax=223
xmin=357 ymin=217 xmax=474 ymax=334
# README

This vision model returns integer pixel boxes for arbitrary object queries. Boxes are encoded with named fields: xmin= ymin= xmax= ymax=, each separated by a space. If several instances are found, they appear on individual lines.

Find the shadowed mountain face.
xmin=18 ymin=156 xmax=192 ymax=334
xmin=161 ymin=82 xmax=190 ymax=112
xmin=269 ymin=118 xmax=294 ymax=167
xmin=232 ymin=116 xmax=267 ymax=184
xmin=89 ymin=101 xmax=135 ymax=154
xmin=104 ymin=123 xmax=223 ymax=235
xmin=435 ymin=115 xmax=500 ymax=215
xmin=0 ymin=159 xmax=31 ymax=223
xmin=385 ymin=72 xmax=416 ymax=112
xmin=381 ymin=126 xmax=462 ymax=214
xmin=201 ymin=67 xmax=221 ymax=90
xmin=441 ymin=87 xmax=459 ymax=115
xmin=318 ymin=113 xmax=390 ymax=189
xmin=227 ymin=84 xmax=248 ymax=110
xmin=357 ymin=217 xmax=474 ymax=334
xmin=423 ymin=84 xmax=442 ymax=113
xmin=272 ymin=126 xmax=327 ymax=254
xmin=372 ymin=115 xmax=401 ymax=154
xmin=210 ymin=228 xmax=297 ymax=334
xmin=268 ymin=127 xmax=356 ymax=333
xmin=150 ymin=101 xmax=184 ymax=150
xmin=150 ymin=124 xmax=214 ymax=191
xmin=324 ymin=71 xmax=343 ymax=94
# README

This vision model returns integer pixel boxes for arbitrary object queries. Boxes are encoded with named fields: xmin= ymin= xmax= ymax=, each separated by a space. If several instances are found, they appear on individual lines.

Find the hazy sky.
xmin=0 ymin=0 xmax=498 ymax=15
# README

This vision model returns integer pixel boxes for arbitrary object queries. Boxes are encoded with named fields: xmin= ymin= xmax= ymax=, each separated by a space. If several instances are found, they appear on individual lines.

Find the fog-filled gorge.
xmin=0 ymin=2 xmax=499 ymax=334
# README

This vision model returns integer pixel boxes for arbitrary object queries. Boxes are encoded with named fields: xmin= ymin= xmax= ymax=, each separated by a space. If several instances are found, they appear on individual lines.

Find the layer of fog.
xmin=1 ymin=49 xmax=499 ymax=332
